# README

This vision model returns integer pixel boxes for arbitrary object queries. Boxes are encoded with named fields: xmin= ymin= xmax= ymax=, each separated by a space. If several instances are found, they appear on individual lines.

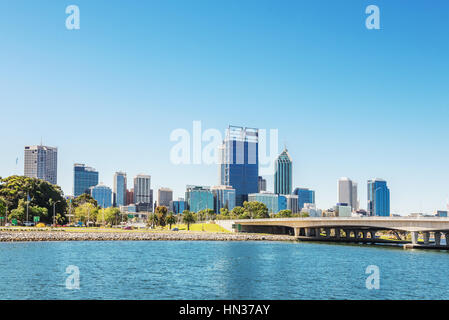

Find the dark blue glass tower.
xmin=73 ymin=164 xmax=99 ymax=197
xmin=220 ymin=126 xmax=259 ymax=206
xmin=293 ymin=188 xmax=315 ymax=211
xmin=367 ymin=179 xmax=390 ymax=216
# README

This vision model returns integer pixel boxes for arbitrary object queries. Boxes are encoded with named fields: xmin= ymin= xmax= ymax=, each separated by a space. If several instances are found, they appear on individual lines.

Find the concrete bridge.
xmin=218 ymin=217 xmax=449 ymax=248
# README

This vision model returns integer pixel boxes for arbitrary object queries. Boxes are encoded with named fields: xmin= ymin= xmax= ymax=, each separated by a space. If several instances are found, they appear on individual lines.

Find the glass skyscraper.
xmin=73 ymin=164 xmax=99 ymax=197
xmin=293 ymin=188 xmax=315 ymax=211
xmin=220 ymin=126 xmax=259 ymax=206
xmin=211 ymin=185 xmax=236 ymax=214
xmin=113 ymin=172 xmax=127 ymax=207
xmin=90 ymin=184 xmax=112 ymax=208
xmin=170 ymin=199 xmax=187 ymax=214
xmin=248 ymin=192 xmax=286 ymax=214
xmin=274 ymin=148 xmax=292 ymax=195
xmin=367 ymin=179 xmax=390 ymax=216
xmin=185 ymin=185 xmax=214 ymax=213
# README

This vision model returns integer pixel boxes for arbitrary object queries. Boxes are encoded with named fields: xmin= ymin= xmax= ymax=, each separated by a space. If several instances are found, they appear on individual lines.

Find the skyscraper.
xmin=24 ymin=145 xmax=58 ymax=185
xmin=338 ymin=177 xmax=358 ymax=211
xmin=90 ymin=184 xmax=112 ymax=208
xmin=134 ymin=175 xmax=152 ymax=208
xmin=73 ymin=164 xmax=99 ymax=197
xmin=113 ymin=172 xmax=127 ymax=207
xmin=274 ymin=148 xmax=292 ymax=195
xmin=352 ymin=182 xmax=359 ymax=211
xmin=157 ymin=188 xmax=173 ymax=208
xmin=367 ymin=178 xmax=390 ymax=216
xmin=185 ymin=185 xmax=214 ymax=213
xmin=293 ymin=187 xmax=315 ymax=211
xmin=258 ymin=176 xmax=267 ymax=192
xmin=211 ymin=185 xmax=236 ymax=214
xmin=220 ymin=126 xmax=259 ymax=206
xmin=338 ymin=177 xmax=352 ymax=207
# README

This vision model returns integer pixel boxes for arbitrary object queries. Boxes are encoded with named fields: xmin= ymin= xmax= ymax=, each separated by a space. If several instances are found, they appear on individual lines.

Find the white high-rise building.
xmin=24 ymin=145 xmax=58 ymax=185
xmin=134 ymin=174 xmax=152 ymax=204
xmin=338 ymin=177 xmax=357 ymax=211
xmin=157 ymin=188 xmax=173 ymax=208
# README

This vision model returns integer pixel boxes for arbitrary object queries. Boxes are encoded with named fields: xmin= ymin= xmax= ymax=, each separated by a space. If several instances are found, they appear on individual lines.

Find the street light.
xmin=53 ymin=200 xmax=61 ymax=226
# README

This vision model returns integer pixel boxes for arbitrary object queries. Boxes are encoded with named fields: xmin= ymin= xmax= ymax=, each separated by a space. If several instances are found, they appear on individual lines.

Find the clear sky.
xmin=1 ymin=0 xmax=448 ymax=215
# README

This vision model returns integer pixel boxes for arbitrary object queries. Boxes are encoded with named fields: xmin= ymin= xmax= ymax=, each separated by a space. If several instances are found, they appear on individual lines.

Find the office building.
xmin=170 ymin=198 xmax=187 ymax=214
xmin=134 ymin=174 xmax=153 ymax=212
xmin=334 ymin=203 xmax=352 ymax=217
xmin=113 ymin=172 xmax=127 ymax=207
xmin=284 ymin=194 xmax=299 ymax=214
xmin=248 ymin=192 xmax=286 ymax=214
xmin=220 ymin=126 xmax=259 ymax=206
xmin=258 ymin=176 xmax=267 ymax=192
xmin=157 ymin=188 xmax=173 ymax=208
xmin=367 ymin=178 xmax=390 ymax=216
xmin=274 ymin=148 xmax=292 ymax=195
xmin=90 ymin=184 xmax=112 ymax=208
xmin=293 ymin=187 xmax=315 ymax=211
xmin=352 ymin=182 xmax=359 ymax=211
xmin=73 ymin=164 xmax=99 ymax=197
xmin=211 ymin=185 xmax=236 ymax=214
xmin=24 ymin=145 xmax=58 ymax=185
xmin=126 ymin=188 xmax=134 ymax=205
xmin=185 ymin=185 xmax=214 ymax=213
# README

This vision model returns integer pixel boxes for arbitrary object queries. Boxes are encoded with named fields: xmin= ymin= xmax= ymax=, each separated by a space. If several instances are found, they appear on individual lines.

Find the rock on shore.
xmin=0 ymin=230 xmax=295 ymax=242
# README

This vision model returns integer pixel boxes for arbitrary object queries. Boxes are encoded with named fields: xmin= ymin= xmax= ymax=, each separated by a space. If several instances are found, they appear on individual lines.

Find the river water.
xmin=0 ymin=241 xmax=448 ymax=300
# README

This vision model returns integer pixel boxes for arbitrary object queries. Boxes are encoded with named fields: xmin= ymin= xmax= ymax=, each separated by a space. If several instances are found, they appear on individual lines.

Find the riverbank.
xmin=0 ymin=230 xmax=295 ymax=242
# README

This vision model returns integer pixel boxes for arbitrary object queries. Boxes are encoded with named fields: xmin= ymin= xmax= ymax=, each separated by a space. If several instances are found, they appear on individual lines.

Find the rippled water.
xmin=0 ymin=241 xmax=448 ymax=300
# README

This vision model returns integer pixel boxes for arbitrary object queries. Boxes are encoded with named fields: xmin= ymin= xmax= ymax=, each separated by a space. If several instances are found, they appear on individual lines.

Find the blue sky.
xmin=1 ymin=0 xmax=448 ymax=214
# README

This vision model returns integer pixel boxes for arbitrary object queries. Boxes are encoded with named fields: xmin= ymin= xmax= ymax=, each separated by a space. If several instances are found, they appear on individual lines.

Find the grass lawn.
xmin=1 ymin=223 xmax=230 ymax=233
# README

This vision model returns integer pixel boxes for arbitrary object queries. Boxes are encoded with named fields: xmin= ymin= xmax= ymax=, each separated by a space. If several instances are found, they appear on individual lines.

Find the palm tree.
xmin=182 ymin=210 xmax=195 ymax=231
xmin=166 ymin=213 xmax=176 ymax=230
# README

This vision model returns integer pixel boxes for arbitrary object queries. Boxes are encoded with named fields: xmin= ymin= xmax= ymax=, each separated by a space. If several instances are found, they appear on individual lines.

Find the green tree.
xmin=166 ymin=213 xmax=176 ymax=230
xmin=0 ymin=175 xmax=67 ymax=224
xmin=74 ymin=203 xmax=98 ymax=226
xmin=155 ymin=206 xmax=168 ymax=226
xmin=8 ymin=199 xmax=48 ymax=223
xmin=72 ymin=193 xmax=98 ymax=208
xmin=243 ymin=201 xmax=269 ymax=219
xmin=103 ymin=207 xmax=121 ymax=226
xmin=220 ymin=208 xmax=229 ymax=216
xmin=182 ymin=210 xmax=195 ymax=230
xmin=277 ymin=209 xmax=292 ymax=218
xmin=231 ymin=206 xmax=245 ymax=218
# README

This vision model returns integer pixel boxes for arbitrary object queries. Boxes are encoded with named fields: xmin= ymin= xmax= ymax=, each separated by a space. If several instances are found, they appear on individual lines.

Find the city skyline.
xmin=1 ymin=1 xmax=449 ymax=214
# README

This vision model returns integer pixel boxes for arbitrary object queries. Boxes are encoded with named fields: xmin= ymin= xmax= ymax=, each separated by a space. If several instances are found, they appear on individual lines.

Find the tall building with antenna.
xmin=24 ymin=145 xmax=58 ymax=185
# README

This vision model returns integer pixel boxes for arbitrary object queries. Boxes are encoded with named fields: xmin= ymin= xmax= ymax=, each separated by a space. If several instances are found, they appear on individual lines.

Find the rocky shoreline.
xmin=0 ymin=230 xmax=295 ymax=242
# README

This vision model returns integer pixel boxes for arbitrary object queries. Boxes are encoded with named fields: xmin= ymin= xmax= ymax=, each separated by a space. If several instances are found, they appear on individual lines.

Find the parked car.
xmin=122 ymin=226 xmax=132 ymax=230
xmin=23 ymin=222 xmax=35 ymax=227
xmin=172 ymin=227 xmax=179 ymax=231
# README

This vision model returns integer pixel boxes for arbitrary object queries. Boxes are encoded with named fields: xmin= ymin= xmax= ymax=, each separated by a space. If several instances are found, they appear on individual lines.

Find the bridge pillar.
xmin=423 ymin=232 xmax=430 ymax=245
xmin=362 ymin=231 xmax=367 ymax=239
xmin=294 ymin=227 xmax=300 ymax=237
xmin=370 ymin=231 xmax=376 ymax=239
xmin=355 ymin=230 xmax=361 ymax=240
xmin=305 ymin=228 xmax=312 ymax=237
xmin=411 ymin=231 xmax=419 ymax=245
xmin=314 ymin=228 xmax=321 ymax=237
xmin=325 ymin=228 xmax=331 ymax=238
xmin=434 ymin=232 xmax=441 ymax=246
